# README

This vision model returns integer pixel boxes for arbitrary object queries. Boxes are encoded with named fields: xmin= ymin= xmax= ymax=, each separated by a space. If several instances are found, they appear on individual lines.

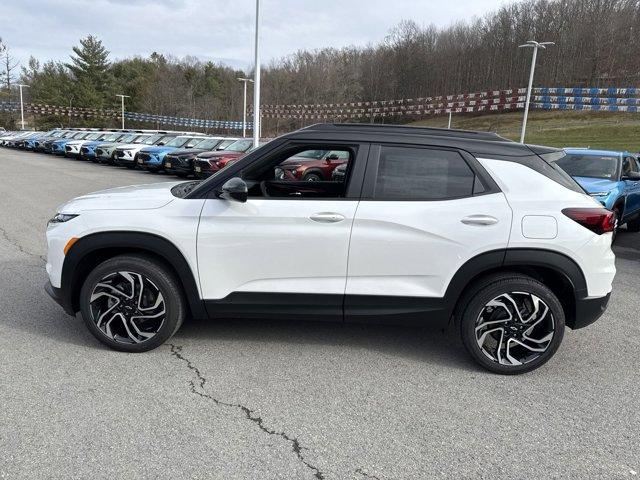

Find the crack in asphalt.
xmin=0 ymin=224 xmax=46 ymax=263
xmin=168 ymin=343 xmax=325 ymax=480
xmin=355 ymin=468 xmax=384 ymax=480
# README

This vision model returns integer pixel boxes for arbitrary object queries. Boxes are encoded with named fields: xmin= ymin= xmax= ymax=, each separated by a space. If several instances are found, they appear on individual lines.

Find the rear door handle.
xmin=461 ymin=215 xmax=499 ymax=226
xmin=310 ymin=212 xmax=345 ymax=223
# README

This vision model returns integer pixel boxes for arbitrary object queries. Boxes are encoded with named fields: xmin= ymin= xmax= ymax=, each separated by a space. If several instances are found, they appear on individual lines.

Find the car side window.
xmin=243 ymin=146 xmax=355 ymax=199
xmin=373 ymin=146 xmax=477 ymax=200
xmin=626 ymin=157 xmax=639 ymax=173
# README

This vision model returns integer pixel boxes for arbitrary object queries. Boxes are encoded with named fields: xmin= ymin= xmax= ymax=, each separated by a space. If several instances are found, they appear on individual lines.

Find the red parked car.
xmin=193 ymin=139 xmax=255 ymax=179
xmin=275 ymin=150 xmax=350 ymax=181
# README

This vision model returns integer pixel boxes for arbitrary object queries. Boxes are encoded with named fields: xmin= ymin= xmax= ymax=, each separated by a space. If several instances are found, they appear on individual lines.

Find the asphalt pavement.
xmin=0 ymin=148 xmax=638 ymax=479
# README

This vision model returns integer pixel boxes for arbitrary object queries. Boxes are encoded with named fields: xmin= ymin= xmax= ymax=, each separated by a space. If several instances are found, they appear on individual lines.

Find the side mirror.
xmin=326 ymin=154 xmax=339 ymax=162
xmin=622 ymin=171 xmax=640 ymax=181
xmin=218 ymin=177 xmax=248 ymax=203
xmin=157 ymin=142 xmax=165 ymax=146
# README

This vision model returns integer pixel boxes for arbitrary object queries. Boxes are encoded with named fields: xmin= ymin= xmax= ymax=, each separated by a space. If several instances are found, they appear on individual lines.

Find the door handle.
xmin=461 ymin=215 xmax=499 ymax=226
xmin=310 ymin=212 xmax=345 ymax=223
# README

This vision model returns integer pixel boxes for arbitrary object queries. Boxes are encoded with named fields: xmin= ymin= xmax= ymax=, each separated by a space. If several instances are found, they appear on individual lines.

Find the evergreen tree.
xmin=66 ymin=35 xmax=113 ymax=108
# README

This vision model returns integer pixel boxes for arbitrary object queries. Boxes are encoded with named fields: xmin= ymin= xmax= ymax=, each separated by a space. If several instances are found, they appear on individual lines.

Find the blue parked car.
xmin=50 ymin=131 xmax=93 ymax=155
xmin=79 ymin=132 xmax=128 ymax=160
xmin=556 ymin=148 xmax=640 ymax=239
xmin=137 ymin=135 xmax=205 ymax=172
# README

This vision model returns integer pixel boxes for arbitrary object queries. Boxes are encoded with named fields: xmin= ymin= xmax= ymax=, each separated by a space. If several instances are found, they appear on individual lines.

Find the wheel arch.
xmin=445 ymin=249 xmax=587 ymax=329
xmin=61 ymin=231 xmax=206 ymax=319
xmin=302 ymin=168 xmax=325 ymax=180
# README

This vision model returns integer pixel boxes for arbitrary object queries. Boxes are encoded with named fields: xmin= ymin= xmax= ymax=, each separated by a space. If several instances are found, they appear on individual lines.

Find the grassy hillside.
xmin=409 ymin=110 xmax=640 ymax=151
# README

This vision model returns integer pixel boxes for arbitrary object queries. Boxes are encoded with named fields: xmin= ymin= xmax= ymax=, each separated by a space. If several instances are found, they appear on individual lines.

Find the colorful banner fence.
xmin=0 ymin=102 xmax=250 ymax=130
xmin=1 ymin=86 xmax=638 ymax=125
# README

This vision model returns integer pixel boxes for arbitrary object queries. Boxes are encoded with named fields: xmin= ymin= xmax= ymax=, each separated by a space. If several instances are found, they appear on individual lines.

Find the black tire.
xmin=303 ymin=172 xmax=323 ymax=182
xmin=457 ymin=273 xmax=565 ymax=375
xmin=626 ymin=217 xmax=640 ymax=232
xmin=612 ymin=206 xmax=623 ymax=242
xmin=79 ymin=254 xmax=186 ymax=352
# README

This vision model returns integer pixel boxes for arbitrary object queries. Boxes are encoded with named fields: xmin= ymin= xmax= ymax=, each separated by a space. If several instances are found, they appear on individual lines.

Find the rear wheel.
xmin=626 ymin=217 xmax=640 ymax=232
xmin=458 ymin=273 xmax=565 ymax=374
xmin=79 ymin=255 xmax=186 ymax=352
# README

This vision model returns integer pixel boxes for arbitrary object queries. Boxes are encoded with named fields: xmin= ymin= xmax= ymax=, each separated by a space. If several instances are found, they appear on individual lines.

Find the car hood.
xmin=141 ymin=146 xmax=176 ymax=154
xmin=573 ymin=177 xmax=619 ymax=194
xmin=58 ymin=182 xmax=183 ymax=213
xmin=167 ymin=148 xmax=207 ymax=157
xmin=196 ymin=149 xmax=240 ymax=159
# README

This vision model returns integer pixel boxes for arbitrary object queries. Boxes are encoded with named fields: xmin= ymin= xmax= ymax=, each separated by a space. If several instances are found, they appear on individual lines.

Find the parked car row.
xmin=0 ymin=127 xmax=267 ymax=179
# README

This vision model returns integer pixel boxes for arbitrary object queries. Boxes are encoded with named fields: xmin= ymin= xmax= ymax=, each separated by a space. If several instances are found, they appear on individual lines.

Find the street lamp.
xmin=518 ymin=40 xmax=554 ymax=143
xmin=115 ymin=94 xmax=130 ymax=129
xmin=17 ymin=84 xmax=28 ymax=130
xmin=237 ymin=77 xmax=254 ymax=138
xmin=252 ymin=0 xmax=261 ymax=148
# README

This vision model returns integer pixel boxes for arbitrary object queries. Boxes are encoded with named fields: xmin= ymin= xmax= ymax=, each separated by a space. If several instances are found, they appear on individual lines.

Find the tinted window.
xmin=556 ymin=154 xmax=618 ymax=181
xmin=374 ymin=146 xmax=475 ymax=200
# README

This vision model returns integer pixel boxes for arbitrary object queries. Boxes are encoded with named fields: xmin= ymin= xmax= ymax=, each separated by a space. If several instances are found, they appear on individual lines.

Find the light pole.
xmin=518 ymin=40 xmax=554 ymax=143
xmin=237 ymin=77 xmax=254 ymax=138
xmin=115 ymin=94 xmax=130 ymax=129
xmin=17 ymin=84 xmax=28 ymax=130
xmin=252 ymin=0 xmax=261 ymax=148
xmin=447 ymin=110 xmax=452 ymax=129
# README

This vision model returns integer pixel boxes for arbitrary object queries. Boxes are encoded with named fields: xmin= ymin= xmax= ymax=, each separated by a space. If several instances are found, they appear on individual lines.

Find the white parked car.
xmin=45 ymin=124 xmax=615 ymax=374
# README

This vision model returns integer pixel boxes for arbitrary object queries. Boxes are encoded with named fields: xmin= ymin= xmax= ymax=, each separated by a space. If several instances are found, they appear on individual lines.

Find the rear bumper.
xmin=571 ymin=292 xmax=611 ymax=329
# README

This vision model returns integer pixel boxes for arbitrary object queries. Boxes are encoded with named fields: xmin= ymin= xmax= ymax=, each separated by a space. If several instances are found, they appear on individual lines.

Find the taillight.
xmin=562 ymin=208 xmax=615 ymax=235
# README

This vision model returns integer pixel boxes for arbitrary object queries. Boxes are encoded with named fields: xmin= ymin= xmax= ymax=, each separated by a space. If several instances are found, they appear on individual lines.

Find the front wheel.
xmin=303 ymin=172 xmax=323 ymax=182
xmin=79 ymin=255 xmax=186 ymax=352
xmin=458 ymin=273 xmax=565 ymax=374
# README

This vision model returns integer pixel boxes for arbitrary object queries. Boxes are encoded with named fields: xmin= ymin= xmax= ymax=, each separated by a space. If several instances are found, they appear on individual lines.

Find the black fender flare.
xmin=443 ymin=248 xmax=587 ymax=318
xmin=61 ymin=231 xmax=206 ymax=319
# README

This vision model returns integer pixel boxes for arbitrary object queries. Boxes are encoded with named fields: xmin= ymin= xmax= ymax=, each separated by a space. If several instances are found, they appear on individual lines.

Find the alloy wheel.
xmin=89 ymin=271 xmax=166 ymax=344
xmin=475 ymin=292 xmax=555 ymax=366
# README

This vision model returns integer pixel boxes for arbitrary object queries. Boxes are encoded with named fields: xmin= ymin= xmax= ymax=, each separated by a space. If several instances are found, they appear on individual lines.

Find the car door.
xmin=345 ymin=144 xmax=512 ymax=323
xmin=197 ymin=142 xmax=368 ymax=320
xmin=622 ymin=156 xmax=640 ymax=216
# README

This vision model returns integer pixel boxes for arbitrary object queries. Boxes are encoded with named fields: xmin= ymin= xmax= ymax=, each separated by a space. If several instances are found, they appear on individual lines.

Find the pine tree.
xmin=66 ymin=36 xmax=113 ymax=108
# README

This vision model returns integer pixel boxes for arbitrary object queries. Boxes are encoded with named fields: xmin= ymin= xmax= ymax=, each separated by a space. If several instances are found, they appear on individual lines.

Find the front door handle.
xmin=461 ymin=215 xmax=499 ymax=226
xmin=310 ymin=212 xmax=345 ymax=223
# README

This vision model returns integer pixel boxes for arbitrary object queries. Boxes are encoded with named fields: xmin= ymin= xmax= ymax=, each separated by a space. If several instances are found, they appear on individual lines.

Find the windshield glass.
xmin=103 ymin=133 xmax=121 ymax=141
xmin=294 ymin=149 xmax=327 ymax=159
xmin=86 ymin=133 xmax=102 ymax=140
xmin=556 ymin=154 xmax=619 ymax=181
xmin=185 ymin=137 xmax=205 ymax=148
xmin=142 ymin=134 xmax=164 ymax=145
xmin=165 ymin=137 xmax=191 ymax=148
xmin=194 ymin=138 xmax=222 ymax=150
xmin=117 ymin=133 xmax=137 ymax=143
xmin=225 ymin=139 xmax=254 ymax=152
xmin=133 ymin=135 xmax=151 ymax=144
xmin=216 ymin=139 xmax=236 ymax=150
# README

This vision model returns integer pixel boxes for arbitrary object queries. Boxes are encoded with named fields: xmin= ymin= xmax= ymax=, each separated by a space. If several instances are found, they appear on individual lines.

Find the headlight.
xmin=589 ymin=191 xmax=611 ymax=197
xmin=48 ymin=213 xmax=79 ymax=225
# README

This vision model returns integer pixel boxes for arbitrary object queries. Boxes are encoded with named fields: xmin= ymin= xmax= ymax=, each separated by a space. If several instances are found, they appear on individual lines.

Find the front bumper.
xmin=571 ymin=292 xmax=611 ymax=329
xmin=44 ymin=280 xmax=75 ymax=316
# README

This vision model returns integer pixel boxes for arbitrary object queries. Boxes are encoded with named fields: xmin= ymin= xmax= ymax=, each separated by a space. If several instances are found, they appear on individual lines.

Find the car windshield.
xmin=155 ymin=135 xmax=176 ymax=145
xmin=165 ymin=137 xmax=191 ymax=148
xmin=225 ymin=139 xmax=254 ymax=152
xmin=133 ymin=135 xmax=151 ymax=143
xmin=142 ymin=134 xmax=164 ymax=145
xmin=216 ymin=139 xmax=236 ymax=149
xmin=117 ymin=133 xmax=137 ymax=143
xmin=185 ymin=137 xmax=206 ymax=147
xmin=86 ymin=133 xmax=102 ymax=140
xmin=193 ymin=138 xmax=222 ymax=149
xmin=294 ymin=149 xmax=328 ymax=159
xmin=103 ymin=133 xmax=121 ymax=141
xmin=556 ymin=154 xmax=619 ymax=181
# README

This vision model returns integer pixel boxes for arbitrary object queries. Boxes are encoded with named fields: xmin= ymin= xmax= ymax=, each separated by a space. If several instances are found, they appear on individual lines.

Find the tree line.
xmin=1 ymin=0 xmax=639 ymax=133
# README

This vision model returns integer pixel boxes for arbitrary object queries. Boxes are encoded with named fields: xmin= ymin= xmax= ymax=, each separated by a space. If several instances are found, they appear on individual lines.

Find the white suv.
xmin=45 ymin=124 xmax=616 ymax=374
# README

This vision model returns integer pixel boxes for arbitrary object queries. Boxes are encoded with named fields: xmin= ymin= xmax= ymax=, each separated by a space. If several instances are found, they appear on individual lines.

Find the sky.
xmin=2 ymin=0 xmax=510 ymax=71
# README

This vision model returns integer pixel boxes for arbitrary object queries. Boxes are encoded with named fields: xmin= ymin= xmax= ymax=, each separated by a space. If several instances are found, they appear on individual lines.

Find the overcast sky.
xmin=3 ymin=0 xmax=509 ymax=71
